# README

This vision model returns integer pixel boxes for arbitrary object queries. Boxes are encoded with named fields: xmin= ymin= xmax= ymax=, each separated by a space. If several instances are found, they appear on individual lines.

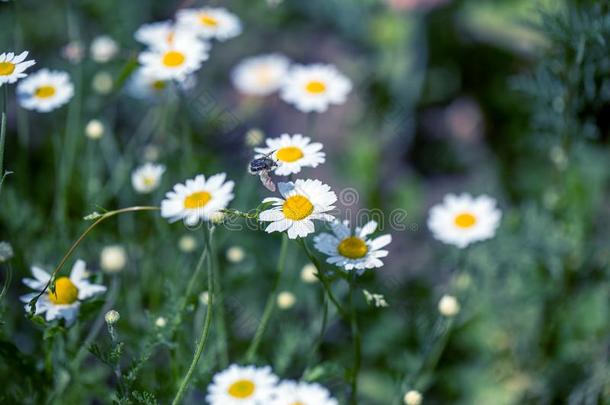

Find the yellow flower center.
xmin=143 ymin=176 xmax=155 ymax=186
xmin=338 ymin=236 xmax=368 ymax=259
xmin=305 ymin=80 xmax=326 ymax=94
xmin=283 ymin=195 xmax=314 ymax=220
xmin=184 ymin=191 xmax=212 ymax=209
xmin=454 ymin=212 xmax=477 ymax=228
xmin=227 ymin=379 xmax=255 ymax=398
xmin=0 ymin=62 xmax=16 ymax=76
xmin=162 ymin=51 xmax=186 ymax=67
xmin=199 ymin=14 xmax=218 ymax=27
xmin=151 ymin=80 xmax=166 ymax=91
xmin=48 ymin=277 xmax=79 ymax=305
xmin=276 ymin=146 xmax=304 ymax=163
xmin=35 ymin=86 xmax=56 ymax=99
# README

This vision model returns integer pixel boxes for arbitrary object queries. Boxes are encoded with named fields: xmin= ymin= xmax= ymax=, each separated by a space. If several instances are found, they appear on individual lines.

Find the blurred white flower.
xmin=90 ymin=35 xmax=119 ymax=63
xmin=438 ymin=294 xmax=460 ymax=317
xmin=427 ymin=193 xmax=501 ymax=249
xmin=226 ymin=246 xmax=245 ymax=263
xmin=270 ymin=380 xmax=338 ymax=405
xmin=104 ymin=309 xmax=120 ymax=325
xmin=20 ymin=260 xmax=106 ymax=325
xmin=258 ymin=179 xmax=336 ymax=239
xmin=92 ymin=71 xmax=113 ymax=94
xmin=280 ymin=64 xmax=352 ymax=113
xmin=363 ymin=289 xmax=389 ymax=308
xmin=135 ymin=20 xmax=199 ymax=50
xmin=17 ymin=69 xmax=73 ymax=112
xmin=277 ymin=291 xmax=296 ymax=309
xmin=176 ymin=7 xmax=242 ymax=41
xmin=85 ymin=119 xmax=105 ymax=139
xmin=231 ymin=54 xmax=290 ymax=96
xmin=245 ymin=128 xmax=264 ymax=147
xmin=100 ymin=245 xmax=127 ymax=273
xmin=143 ymin=144 xmax=160 ymax=161
xmin=131 ymin=163 xmax=165 ymax=194
xmin=300 ymin=263 xmax=318 ymax=283
xmin=178 ymin=235 xmax=197 ymax=253
xmin=62 ymin=41 xmax=84 ymax=64
xmin=161 ymin=173 xmax=235 ymax=226
xmin=254 ymin=133 xmax=325 ymax=176
xmin=155 ymin=316 xmax=167 ymax=328
xmin=403 ymin=390 xmax=423 ymax=405
xmin=0 ymin=51 xmax=36 ymax=85
xmin=199 ymin=291 xmax=209 ymax=305
xmin=138 ymin=36 xmax=209 ymax=82
xmin=314 ymin=220 xmax=391 ymax=272
xmin=206 ymin=364 xmax=278 ymax=404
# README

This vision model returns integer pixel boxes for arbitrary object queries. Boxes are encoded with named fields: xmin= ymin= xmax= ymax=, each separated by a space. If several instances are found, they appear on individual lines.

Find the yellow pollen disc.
xmin=454 ymin=212 xmax=477 ymax=228
xmin=162 ymin=51 xmax=186 ymax=67
xmin=276 ymin=146 xmax=304 ymax=163
xmin=338 ymin=236 xmax=368 ymax=259
xmin=49 ymin=277 xmax=79 ymax=305
xmin=0 ymin=62 xmax=16 ymax=76
xmin=227 ymin=379 xmax=255 ymax=398
xmin=199 ymin=14 xmax=218 ymax=27
xmin=184 ymin=191 xmax=212 ymax=209
xmin=35 ymin=86 xmax=56 ymax=98
xmin=283 ymin=195 xmax=314 ymax=221
xmin=143 ymin=177 xmax=155 ymax=186
xmin=151 ymin=80 xmax=166 ymax=91
xmin=305 ymin=80 xmax=326 ymax=94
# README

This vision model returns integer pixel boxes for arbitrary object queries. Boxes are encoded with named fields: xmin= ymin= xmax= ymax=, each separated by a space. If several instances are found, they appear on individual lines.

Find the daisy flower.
xmin=176 ymin=7 xmax=242 ymax=41
xmin=314 ymin=220 xmax=391 ymax=272
xmin=20 ymin=260 xmax=107 ymax=325
xmin=0 ymin=51 xmax=36 ymax=86
xmin=138 ymin=35 xmax=209 ymax=82
xmin=125 ymin=67 xmax=172 ymax=100
xmin=427 ymin=193 xmax=501 ymax=249
xmin=270 ymin=380 xmax=338 ymax=405
xmin=134 ymin=20 xmax=199 ymax=50
xmin=231 ymin=54 xmax=290 ymax=96
xmin=259 ymin=179 xmax=337 ymax=239
xmin=206 ymin=364 xmax=278 ymax=405
xmin=16 ymin=69 xmax=74 ymax=112
xmin=254 ymin=133 xmax=325 ymax=176
xmin=90 ymin=35 xmax=119 ymax=63
xmin=161 ymin=173 xmax=235 ymax=226
xmin=280 ymin=64 xmax=352 ymax=113
xmin=131 ymin=163 xmax=166 ymax=194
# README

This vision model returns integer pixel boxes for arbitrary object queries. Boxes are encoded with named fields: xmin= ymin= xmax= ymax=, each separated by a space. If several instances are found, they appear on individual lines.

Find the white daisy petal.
xmin=16 ymin=69 xmax=73 ymax=112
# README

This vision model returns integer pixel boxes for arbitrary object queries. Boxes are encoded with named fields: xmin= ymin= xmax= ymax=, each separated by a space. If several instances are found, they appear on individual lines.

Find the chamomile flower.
xmin=131 ymin=163 xmax=166 ymax=194
xmin=314 ymin=220 xmax=391 ymax=272
xmin=231 ymin=54 xmax=290 ymax=96
xmin=254 ymin=134 xmax=325 ymax=176
xmin=206 ymin=364 xmax=278 ymax=405
xmin=16 ymin=69 xmax=74 ymax=112
xmin=259 ymin=179 xmax=336 ymax=239
xmin=0 ymin=51 xmax=36 ymax=86
xmin=138 ymin=36 xmax=209 ymax=82
xmin=280 ymin=64 xmax=352 ymax=113
xmin=20 ymin=260 xmax=106 ymax=325
xmin=125 ymin=68 xmax=172 ymax=100
xmin=427 ymin=193 xmax=501 ymax=249
xmin=161 ymin=173 xmax=235 ymax=226
xmin=90 ymin=35 xmax=119 ymax=63
xmin=176 ymin=7 xmax=242 ymax=41
xmin=134 ymin=21 xmax=199 ymax=50
xmin=270 ymin=381 xmax=338 ymax=405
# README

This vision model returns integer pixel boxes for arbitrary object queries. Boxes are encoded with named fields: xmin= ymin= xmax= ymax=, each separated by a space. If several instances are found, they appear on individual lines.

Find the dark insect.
xmin=248 ymin=151 xmax=279 ymax=192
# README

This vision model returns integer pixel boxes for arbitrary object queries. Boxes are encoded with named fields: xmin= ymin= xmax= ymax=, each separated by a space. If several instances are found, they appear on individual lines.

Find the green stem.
xmin=245 ymin=233 xmax=289 ymax=362
xmin=27 ymin=206 xmax=159 ymax=313
xmin=0 ymin=86 xmax=8 ymax=194
xmin=210 ymin=231 xmax=229 ymax=368
xmin=348 ymin=272 xmax=361 ymax=405
xmin=172 ymin=226 xmax=216 ymax=405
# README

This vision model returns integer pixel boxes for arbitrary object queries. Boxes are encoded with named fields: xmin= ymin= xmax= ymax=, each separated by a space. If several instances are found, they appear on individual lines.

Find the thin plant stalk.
xmin=209 ymin=232 xmax=229 ymax=368
xmin=172 ymin=225 xmax=216 ymax=405
xmin=0 ymin=86 xmax=8 ymax=194
xmin=348 ymin=272 xmax=362 ymax=405
xmin=27 ymin=206 xmax=159 ymax=312
xmin=245 ymin=233 xmax=289 ymax=362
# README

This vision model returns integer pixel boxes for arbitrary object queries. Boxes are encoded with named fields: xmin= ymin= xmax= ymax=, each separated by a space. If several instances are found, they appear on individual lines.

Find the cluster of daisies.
xmin=129 ymin=7 xmax=241 ymax=100
xmin=206 ymin=364 xmax=337 ymax=405
xmin=231 ymin=54 xmax=352 ymax=113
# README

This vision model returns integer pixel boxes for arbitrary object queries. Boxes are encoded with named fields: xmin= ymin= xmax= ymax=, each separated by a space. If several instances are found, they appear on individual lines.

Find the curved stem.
xmin=27 ymin=206 xmax=159 ymax=314
xmin=172 ymin=226 xmax=216 ymax=405
xmin=245 ymin=233 xmax=289 ymax=362
xmin=348 ymin=272 xmax=361 ymax=405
